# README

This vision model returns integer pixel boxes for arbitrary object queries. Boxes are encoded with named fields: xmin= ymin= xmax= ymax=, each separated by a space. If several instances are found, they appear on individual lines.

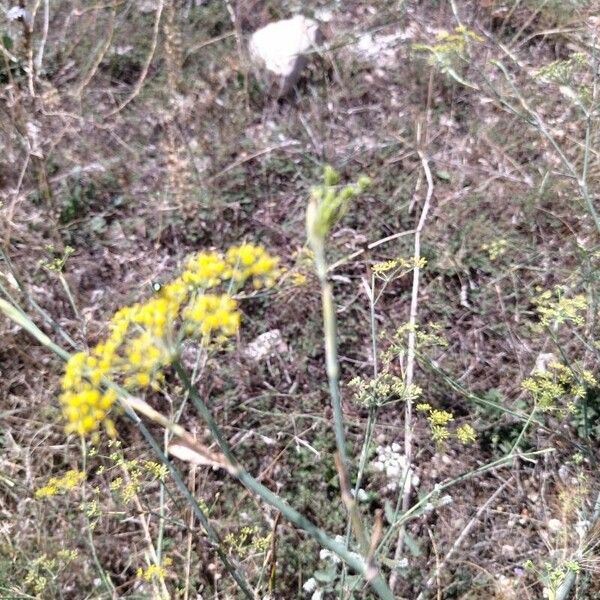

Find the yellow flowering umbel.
xmin=349 ymin=373 xmax=422 ymax=408
xmin=413 ymin=25 xmax=482 ymax=77
xmin=58 ymin=244 xmax=280 ymax=438
xmin=533 ymin=286 xmax=587 ymax=328
xmin=416 ymin=403 xmax=477 ymax=447
xmin=224 ymin=526 xmax=271 ymax=558
xmin=481 ymin=239 xmax=508 ymax=261
xmin=226 ymin=243 xmax=281 ymax=289
xmin=35 ymin=469 xmax=86 ymax=499
xmin=136 ymin=557 xmax=173 ymax=582
xmin=183 ymin=294 xmax=240 ymax=342
xmin=522 ymin=361 xmax=597 ymax=413
xmin=372 ymin=256 xmax=427 ymax=276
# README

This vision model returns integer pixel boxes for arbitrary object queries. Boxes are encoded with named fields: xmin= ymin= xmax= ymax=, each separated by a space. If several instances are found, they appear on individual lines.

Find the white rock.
xmin=249 ymin=16 xmax=323 ymax=96
xmin=547 ymin=518 xmax=562 ymax=532
xmin=244 ymin=329 xmax=288 ymax=361
xmin=533 ymin=352 xmax=556 ymax=374
xmin=7 ymin=6 xmax=27 ymax=21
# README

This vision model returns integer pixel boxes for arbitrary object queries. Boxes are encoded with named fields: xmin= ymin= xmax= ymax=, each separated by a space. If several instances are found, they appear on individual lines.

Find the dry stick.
xmin=335 ymin=453 xmax=369 ymax=556
xmin=207 ymin=141 xmax=300 ymax=183
xmin=0 ymin=37 xmax=18 ymax=63
xmin=121 ymin=462 xmax=170 ymax=600
xmin=34 ymin=0 xmax=49 ymax=72
xmin=183 ymin=31 xmax=235 ymax=61
xmin=22 ymin=0 xmax=37 ymax=96
xmin=74 ymin=4 xmax=116 ymax=97
xmin=327 ymin=229 xmax=417 ymax=273
xmin=267 ymin=512 xmax=282 ymax=594
xmin=427 ymin=528 xmax=442 ymax=600
xmin=555 ymin=490 xmax=600 ymax=600
xmin=389 ymin=145 xmax=433 ymax=592
xmin=182 ymin=464 xmax=196 ymax=600
xmin=416 ymin=479 xmax=511 ymax=599
xmin=224 ymin=0 xmax=249 ymax=114
xmin=106 ymin=0 xmax=164 ymax=116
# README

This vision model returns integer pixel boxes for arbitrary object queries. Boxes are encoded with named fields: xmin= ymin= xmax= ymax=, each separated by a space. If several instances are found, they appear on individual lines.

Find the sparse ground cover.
xmin=1 ymin=1 xmax=599 ymax=598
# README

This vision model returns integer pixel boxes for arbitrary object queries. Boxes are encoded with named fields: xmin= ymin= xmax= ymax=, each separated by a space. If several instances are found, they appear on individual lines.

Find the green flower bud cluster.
xmin=306 ymin=165 xmax=371 ymax=243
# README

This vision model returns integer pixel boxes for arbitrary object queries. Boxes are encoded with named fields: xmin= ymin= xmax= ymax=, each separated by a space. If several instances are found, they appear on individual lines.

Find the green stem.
xmin=174 ymin=361 xmax=395 ymax=600
xmin=80 ymin=441 xmax=117 ymax=599
xmin=319 ymin=270 xmax=349 ymax=469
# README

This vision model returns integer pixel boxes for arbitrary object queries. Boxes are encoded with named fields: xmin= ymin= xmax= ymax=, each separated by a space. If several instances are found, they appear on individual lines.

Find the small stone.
xmin=547 ymin=518 xmax=562 ymax=532
xmin=249 ymin=16 xmax=323 ymax=96
xmin=244 ymin=329 xmax=287 ymax=361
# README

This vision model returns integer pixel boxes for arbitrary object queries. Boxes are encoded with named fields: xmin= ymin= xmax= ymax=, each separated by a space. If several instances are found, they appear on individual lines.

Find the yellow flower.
xmin=428 ymin=409 xmax=454 ymax=426
xmin=136 ymin=558 xmax=173 ymax=582
xmin=57 ymin=243 xmax=280 ymax=438
xmin=182 ymin=251 xmax=229 ymax=289
xmin=60 ymin=353 xmax=118 ymax=437
xmin=291 ymin=272 xmax=307 ymax=286
xmin=226 ymin=244 xmax=280 ymax=289
xmin=456 ymin=424 xmax=477 ymax=444
xmin=35 ymin=469 xmax=85 ymax=499
xmin=183 ymin=294 xmax=240 ymax=340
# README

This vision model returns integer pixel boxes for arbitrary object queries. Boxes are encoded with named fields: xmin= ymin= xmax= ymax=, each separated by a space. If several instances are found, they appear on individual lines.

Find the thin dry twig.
xmin=418 ymin=479 xmax=511 ymax=597
xmin=74 ymin=4 xmax=116 ymax=97
xmin=389 ymin=132 xmax=434 ymax=592
xmin=106 ymin=0 xmax=164 ymax=116
xmin=34 ymin=0 xmax=49 ymax=73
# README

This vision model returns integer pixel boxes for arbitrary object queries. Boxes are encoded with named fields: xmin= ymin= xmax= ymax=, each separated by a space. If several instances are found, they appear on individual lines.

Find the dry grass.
xmin=1 ymin=0 xmax=599 ymax=598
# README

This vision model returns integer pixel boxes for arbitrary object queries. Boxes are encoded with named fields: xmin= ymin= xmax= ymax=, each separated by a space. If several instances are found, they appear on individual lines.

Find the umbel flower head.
xmin=59 ymin=244 xmax=280 ymax=438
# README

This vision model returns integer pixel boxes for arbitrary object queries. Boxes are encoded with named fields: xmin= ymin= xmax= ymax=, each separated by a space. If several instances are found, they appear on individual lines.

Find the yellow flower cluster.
xmin=183 ymin=251 xmax=230 ymax=288
xmin=226 ymin=244 xmax=281 ymax=289
xmin=533 ymin=287 xmax=587 ymax=328
xmin=136 ymin=558 xmax=173 ymax=582
xmin=413 ymin=25 xmax=482 ymax=69
xmin=456 ymin=423 xmax=477 ymax=444
xmin=24 ymin=551 xmax=77 ymax=596
xmin=35 ymin=469 xmax=86 ymax=499
xmin=58 ymin=244 xmax=280 ymax=438
xmin=481 ymin=239 xmax=508 ymax=261
xmin=184 ymin=294 xmax=240 ymax=341
xmin=349 ymin=373 xmax=422 ymax=408
xmin=224 ymin=526 xmax=271 ymax=557
xmin=372 ymin=256 xmax=427 ymax=275
xmin=416 ymin=403 xmax=477 ymax=447
xmin=522 ymin=361 xmax=597 ymax=412
xmin=183 ymin=244 xmax=281 ymax=290
xmin=60 ymin=353 xmax=119 ymax=436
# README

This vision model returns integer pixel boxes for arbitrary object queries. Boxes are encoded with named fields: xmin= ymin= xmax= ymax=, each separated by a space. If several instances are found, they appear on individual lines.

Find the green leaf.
xmin=2 ymin=34 xmax=13 ymax=51
xmin=313 ymin=565 xmax=338 ymax=584
xmin=384 ymin=500 xmax=396 ymax=525
xmin=403 ymin=532 xmax=422 ymax=557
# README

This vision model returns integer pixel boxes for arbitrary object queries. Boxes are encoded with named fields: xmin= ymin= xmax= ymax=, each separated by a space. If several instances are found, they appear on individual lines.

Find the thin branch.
xmin=389 ymin=141 xmax=433 ymax=592
xmin=174 ymin=361 xmax=395 ymax=600
xmin=106 ymin=0 xmax=164 ymax=116
xmin=0 ymin=297 xmax=256 ymax=599
xmin=74 ymin=4 xmax=116 ymax=97
xmin=417 ymin=479 xmax=511 ymax=597
xmin=34 ymin=0 xmax=49 ymax=73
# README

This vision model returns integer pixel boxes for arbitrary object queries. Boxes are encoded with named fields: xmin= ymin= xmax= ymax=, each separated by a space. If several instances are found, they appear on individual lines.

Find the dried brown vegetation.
xmin=1 ymin=1 xmax=599 ymax=598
